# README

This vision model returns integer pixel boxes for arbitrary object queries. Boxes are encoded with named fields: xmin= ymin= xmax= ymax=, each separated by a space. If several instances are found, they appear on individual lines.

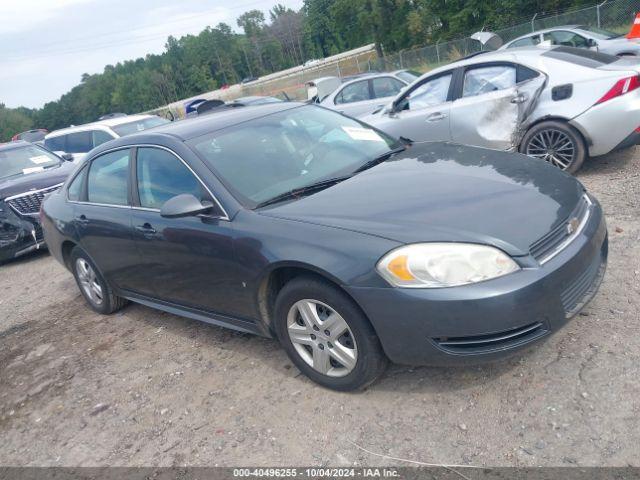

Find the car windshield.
xmin=189 ymin=105 xmax=400 ymax=208
xmin=111 ymin=117 xmax=171 ymax=136
xmin=396 ymin=70 xmax=421 ymax=83
xmin=0 ymin=145 xmax=61 ymax=180
xmin=577 ymin=25 xmax=622 ymax=39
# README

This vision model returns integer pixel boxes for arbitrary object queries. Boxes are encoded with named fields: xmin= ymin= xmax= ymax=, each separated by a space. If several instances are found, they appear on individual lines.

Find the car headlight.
xmin=376 ymin=243 xmax=520 ymax=288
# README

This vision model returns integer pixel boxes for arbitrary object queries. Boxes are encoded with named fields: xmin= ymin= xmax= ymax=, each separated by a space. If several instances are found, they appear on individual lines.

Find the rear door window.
xmin=44 ymin=136 xmax=66 ymax=152
xmin=87 ymin=149 xmax=130 ymax=206
xmin=462 ymin=65 xmax=516 ymax=97
xmin=335 ymin=81 xmax=371 ymax=104
xmin=66 ymin=131 xmax=93 ymax=153
xmin=508 ymin=35 xmax=541 ymax=48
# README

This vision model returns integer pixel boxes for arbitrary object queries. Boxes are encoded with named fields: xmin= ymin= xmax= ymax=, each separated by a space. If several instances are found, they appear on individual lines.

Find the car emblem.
xmin=566 ymin=217 xmax=579 ymax=235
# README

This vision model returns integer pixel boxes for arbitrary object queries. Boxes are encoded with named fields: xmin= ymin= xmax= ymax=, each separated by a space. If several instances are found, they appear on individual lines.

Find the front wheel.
xmin=520 ymin=120 xmax=586 ymax=174
xmin=274 ymin=276 xmax=388 ymax=391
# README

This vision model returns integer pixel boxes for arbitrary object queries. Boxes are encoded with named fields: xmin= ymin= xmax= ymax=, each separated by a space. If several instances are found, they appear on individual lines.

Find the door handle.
xmin=76 ymin=214 xmax=89 ymax=225
xmin=135 ymin=223 xmax=157 ymax=235
xmin=510 ymin=94 xmax=527 ymax=104
xmin=426 ymin=112 xmax=447 ymax=122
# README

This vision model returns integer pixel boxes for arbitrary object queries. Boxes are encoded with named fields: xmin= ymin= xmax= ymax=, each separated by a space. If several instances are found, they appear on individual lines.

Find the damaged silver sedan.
xmin=363 ymin=46 xmax=640 ymax=173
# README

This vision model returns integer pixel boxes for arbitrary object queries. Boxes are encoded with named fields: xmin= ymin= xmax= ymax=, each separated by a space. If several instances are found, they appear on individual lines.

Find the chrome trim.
xmin=78 ymin=144 xmax=230 ymax=221
xmin=68 ymin=201 xmax=131 ymax=209
xmin=5 ymin=183 xmax=64 ymax=202
xmin=538 ymin=194 xmax=593 ymax=265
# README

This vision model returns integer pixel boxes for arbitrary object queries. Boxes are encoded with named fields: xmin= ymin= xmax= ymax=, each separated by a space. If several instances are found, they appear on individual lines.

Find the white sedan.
xmin=320 ymin=70 xmax=420 ymax=118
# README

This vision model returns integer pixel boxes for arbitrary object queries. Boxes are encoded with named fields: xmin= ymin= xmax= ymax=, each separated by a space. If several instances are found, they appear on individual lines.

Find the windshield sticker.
xmin=30 ymin=155 xmax=52 ymax=165
xmin=342 ymin=126 xmax=385 ymax=142
xmin=23 ymin=166 xmax=45 ymax=175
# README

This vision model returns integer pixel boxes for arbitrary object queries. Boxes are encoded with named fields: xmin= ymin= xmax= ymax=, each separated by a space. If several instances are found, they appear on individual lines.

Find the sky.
xmin=0 ymin=0 xmax=304 ymax=109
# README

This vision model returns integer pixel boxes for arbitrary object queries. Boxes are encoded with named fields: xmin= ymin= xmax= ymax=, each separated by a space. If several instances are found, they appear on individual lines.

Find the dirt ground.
xmin=0 ymin=147 xmax=639 ymax=468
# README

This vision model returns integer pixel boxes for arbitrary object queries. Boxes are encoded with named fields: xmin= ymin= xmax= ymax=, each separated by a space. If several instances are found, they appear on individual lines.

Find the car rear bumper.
xmin=346 ymin=202 xmax=607 ymax=366
xmin=572 ymin=88 xmax=640 ymax=157
xmin=612 ymin=128 xmax=640 ymax=152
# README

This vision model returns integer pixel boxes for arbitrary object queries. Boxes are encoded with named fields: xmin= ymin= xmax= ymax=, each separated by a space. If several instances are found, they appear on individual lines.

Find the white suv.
xmin=44 ymin=114 xmax=170 ymax=162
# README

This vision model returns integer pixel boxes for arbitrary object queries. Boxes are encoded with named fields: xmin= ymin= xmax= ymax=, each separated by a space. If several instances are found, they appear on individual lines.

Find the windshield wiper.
xmin=352 ymin=145 xmax=407 ymax=175
xmin=256 ymin=175 xmax=352 ymax=209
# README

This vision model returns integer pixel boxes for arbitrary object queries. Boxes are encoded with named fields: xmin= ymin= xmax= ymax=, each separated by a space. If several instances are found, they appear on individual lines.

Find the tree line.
xmin=1 ymin=0 xmax=595 ymax=142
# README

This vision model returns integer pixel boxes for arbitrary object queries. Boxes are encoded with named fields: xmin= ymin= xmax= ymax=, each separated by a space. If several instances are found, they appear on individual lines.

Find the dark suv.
xmin=1 ymin=141 xmax=74 ymax=263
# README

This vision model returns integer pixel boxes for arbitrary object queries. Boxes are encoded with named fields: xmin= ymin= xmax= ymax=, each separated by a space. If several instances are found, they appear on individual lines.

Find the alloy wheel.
xmin=525 ymin=129 xmax=576 ymax=170
xmin=76 ymin=258 xmax=103 ymax=305
xmin=286 ymin=299 xmax=357 ymax=377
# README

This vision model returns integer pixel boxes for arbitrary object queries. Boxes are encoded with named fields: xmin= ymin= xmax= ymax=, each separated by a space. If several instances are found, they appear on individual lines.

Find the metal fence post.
xmin=597 ymin=0 xmax=608 ymax=27
xmin=436 ymin=41 xmax=440 ymax=64
xmin=399 ymin=50 xmax=404 ymax=69
xmin=531 ymin=13 xmax=538 ymax=32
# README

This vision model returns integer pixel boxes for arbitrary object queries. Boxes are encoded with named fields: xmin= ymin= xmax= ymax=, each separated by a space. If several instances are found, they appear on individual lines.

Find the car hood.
xmin=0 ymin=162 xmax=75 ymax=201
xmin=259 ymin=142 xmax=584 ymax=257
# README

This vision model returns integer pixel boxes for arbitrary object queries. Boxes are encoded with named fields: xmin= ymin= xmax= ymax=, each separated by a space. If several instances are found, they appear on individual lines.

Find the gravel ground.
xmin=0 ymin=147 xmax=638 ymax=468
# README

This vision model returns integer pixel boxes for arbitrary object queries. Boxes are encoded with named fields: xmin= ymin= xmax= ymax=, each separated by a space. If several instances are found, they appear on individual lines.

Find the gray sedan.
xmin=364 ymin=46 xmax=640 ymax=173
xmin=501 ymin=25 xmax=640 ymax=56
xmin=320 ymin=70 xmax=419 ymax=118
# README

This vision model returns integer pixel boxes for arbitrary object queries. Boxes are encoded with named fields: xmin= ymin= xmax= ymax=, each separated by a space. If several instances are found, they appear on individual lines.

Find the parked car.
xmin=364 ymin=46 xmax=640 ymax=173
xmin=241 ymin=76 xmax=259 ymax=84
xmin=501 ymin=25 xmax=640 ymax=56
xmin=11 ymin=129 xmax=49 ymax=143
xmin=42 ymin=103 xmax=607 ymax=390
xmin=1 ymin=141 xmax=74 ymax=263
xmin=320 ymin=71 xmax=419 ymax=118
xmin=44 ymin=114 xmax=170 ymax=162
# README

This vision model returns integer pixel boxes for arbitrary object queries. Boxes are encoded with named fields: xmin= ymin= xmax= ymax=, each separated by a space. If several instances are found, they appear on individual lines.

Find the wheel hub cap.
xmin=526 ymin=129 xmax=575 ymax=170
xmin=76 ymin=258 xmax=103 ymax=305
xmin=286 ymin=299 xmax=357 ymax=377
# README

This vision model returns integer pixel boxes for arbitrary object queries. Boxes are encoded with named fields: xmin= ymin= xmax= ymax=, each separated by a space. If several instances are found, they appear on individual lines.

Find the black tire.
xmin=274 ymin=276 xmax=388 ymax=391
xmin=520 ymin=120 xmax=586 ymax=174
xmin=70 ymin=246 xmax=127 ymax=315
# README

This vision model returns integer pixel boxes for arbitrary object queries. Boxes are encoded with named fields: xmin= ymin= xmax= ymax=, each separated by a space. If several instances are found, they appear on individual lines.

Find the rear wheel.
xmin=274 ymin=276 xmax=388 ymax=391
xmin=70 ymin=246 xmax=127 ymax=315
xmin=520 ymin=120 xmax=586 ymax=174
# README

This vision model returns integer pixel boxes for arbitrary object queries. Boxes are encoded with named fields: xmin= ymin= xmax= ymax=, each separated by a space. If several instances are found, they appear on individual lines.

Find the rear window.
xmin=542 ymin=46 xmax=618 ymax=67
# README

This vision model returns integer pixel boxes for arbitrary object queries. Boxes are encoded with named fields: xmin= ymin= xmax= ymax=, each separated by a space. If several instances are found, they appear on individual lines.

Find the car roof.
xmin=45 ymin=114 xmax=158 ymax=138
xmin=115 ymin=102 xmax=303 ymax=143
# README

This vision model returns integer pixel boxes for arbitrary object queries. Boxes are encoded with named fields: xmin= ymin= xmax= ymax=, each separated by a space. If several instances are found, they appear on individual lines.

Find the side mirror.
xmin=160 ymin=194 xmax=214 ymax=219
xmin=60 ymin=153 xmax=74 ymax=162
xmin=587 ymin=38 xmax=598 ymax=48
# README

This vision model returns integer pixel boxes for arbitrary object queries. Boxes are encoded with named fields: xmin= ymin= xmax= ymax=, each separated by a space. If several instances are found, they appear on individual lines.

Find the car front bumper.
xmin=0 ymin=215 xmax=46 ymax=263
xmin=346 ymin=201 xmax=608 ymax=366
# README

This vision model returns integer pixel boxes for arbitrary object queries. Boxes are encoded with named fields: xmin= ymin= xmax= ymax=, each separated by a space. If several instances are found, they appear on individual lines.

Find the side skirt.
xmin=120 ymin=290 xmax=269 ymax=337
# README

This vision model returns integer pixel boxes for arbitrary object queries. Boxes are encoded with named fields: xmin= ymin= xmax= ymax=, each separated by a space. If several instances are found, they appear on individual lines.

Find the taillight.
xmin=596 ymin=75 xmax=640 ymax=104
